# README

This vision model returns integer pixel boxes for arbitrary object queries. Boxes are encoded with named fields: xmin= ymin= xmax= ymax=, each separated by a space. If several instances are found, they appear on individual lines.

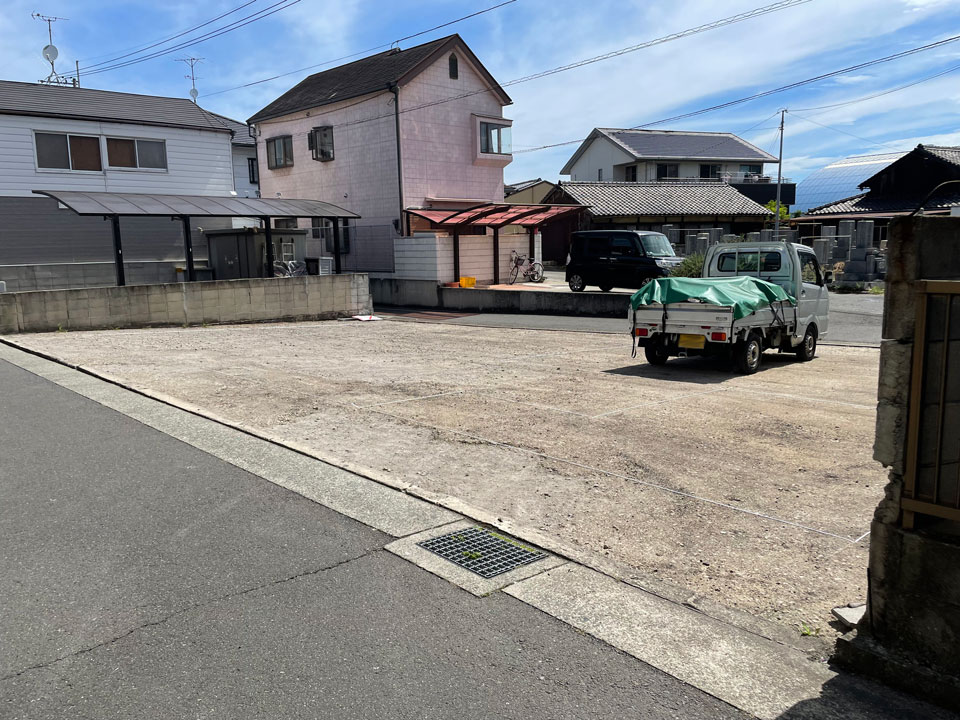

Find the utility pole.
xmin=177 ymin=57 xmax=203 ymax=103
xmin=773 ymin=108 xmax=786 ymax=239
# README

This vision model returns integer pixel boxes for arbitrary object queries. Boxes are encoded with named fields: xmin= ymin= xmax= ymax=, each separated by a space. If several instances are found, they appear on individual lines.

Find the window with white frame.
xmin=105 ymin=137 xmax=167 ymax=169
xmin=35 ymin=132 xmax=102 ymax=171
xmin=479 ymin=121 xmax=511 ymax=155
xmin=266 ymin=135 xmax=294 ymax=169
xmin=308 ymin=126 xmax=334 ymax=162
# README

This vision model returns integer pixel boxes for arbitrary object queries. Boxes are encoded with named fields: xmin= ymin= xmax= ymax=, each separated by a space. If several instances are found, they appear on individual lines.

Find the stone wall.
xmin=837 ymin=216 xmax=960 ymax=710
xmin=0 ymin=274 xmax=371 ymax=334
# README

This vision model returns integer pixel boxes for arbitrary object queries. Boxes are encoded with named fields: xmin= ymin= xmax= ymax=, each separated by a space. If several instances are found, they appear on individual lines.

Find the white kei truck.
xmin=629 ymin=242 xmax=830 ymax=374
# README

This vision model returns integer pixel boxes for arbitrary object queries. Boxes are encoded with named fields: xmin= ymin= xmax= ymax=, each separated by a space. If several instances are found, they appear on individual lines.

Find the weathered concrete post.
xmin=836 ymin=216 xmax=960 ymax=711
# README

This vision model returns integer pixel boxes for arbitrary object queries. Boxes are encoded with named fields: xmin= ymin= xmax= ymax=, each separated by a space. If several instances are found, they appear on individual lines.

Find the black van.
xmin=565 ymin=230 xmax=678 ymax=292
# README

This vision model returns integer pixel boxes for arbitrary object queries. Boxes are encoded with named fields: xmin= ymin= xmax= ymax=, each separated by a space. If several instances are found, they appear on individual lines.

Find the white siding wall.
xmin=392 ymin=231 xmax=539 ymax=284
xmin=232 ymin=145 xmax=259 ymax=198
xmin=567 ymin=136 xmax=634 ymax=181
xmin=0 ymin=114 xmax=235 ymax=197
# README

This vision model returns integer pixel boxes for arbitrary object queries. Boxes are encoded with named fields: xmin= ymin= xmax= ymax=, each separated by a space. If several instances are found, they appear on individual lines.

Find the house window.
xmin=625 ymin=165 xmax=637 ymax=182
xmin=700 ymin=163 xmax=721 ymax=179
xmin=740 ymin=164 xmax=762 ymax=175
xmin=266 ymin=135 xmax=294 ymax=169
xmin=308 ymin=126 xmax=334 ymax=162
xmin=274 ymin=218 xmax=297 ymax=229
xmin=597 ymin=168 xmax=603 ymax=181
xmin=479 ymin=121 xmax=511 ymax=155
xmin=105 ymin=138 xmax=167 ymax=169
xmin=35 ymin=132 xmax=102 ymax=171
xmin=449 ymin=54 xmax=458 ymax=79
xmin=248 ymin=157 xmax=259 ymax=184
xmin=656 ymin=163 xmax=678 ymax=180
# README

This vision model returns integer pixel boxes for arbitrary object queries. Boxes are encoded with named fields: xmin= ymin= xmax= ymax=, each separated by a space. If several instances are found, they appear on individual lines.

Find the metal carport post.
xmin=109 ymin=214 xmax=125 ymax=287
xmin=179 ymin=216 xmax=195 ymax=281
xmin=260 ymin=217 xmax=274 ymax=277
xmin=327 ymin=217 xmax=342 ymax=274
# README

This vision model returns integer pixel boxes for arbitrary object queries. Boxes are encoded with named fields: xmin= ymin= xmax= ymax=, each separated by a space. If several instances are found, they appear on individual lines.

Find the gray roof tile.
xmin=0 ymin=80 xmax=236 ymax=134
xmin=602 ymin=128 xmax=776 ymax=162
xmin=557 ymin=181 xmax=773 ymax=217
xmin=248 ymin=34 xmax=509 ymax=124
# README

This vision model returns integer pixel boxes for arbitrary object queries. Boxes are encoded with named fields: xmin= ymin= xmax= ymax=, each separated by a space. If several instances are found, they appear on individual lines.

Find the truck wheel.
xmin=735 ymin=333 xmax=763 ymax=374
xmin=568 ymin=274 xmax=585 ymax=292
xmin=795 ymin=326 xmax=817 ymax=362
xmin=644 ymin=342 xmax=669 ymax=366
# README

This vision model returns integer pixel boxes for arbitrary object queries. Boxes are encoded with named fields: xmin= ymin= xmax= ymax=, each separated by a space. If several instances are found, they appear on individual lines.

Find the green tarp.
xmin=630 ymin=276 xmax=795 ymax=320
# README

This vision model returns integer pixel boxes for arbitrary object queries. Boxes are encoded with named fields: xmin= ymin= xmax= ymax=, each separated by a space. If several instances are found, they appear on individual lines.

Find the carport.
xmin=33 ymin=190 xmax=360 ymax=286
xmin=405 ymin=203 xmax=584 ymax=284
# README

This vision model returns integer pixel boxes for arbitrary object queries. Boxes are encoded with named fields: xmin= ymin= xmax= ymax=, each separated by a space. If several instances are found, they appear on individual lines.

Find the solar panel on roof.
xmin=794 ymin=152 xmax=906 ymax=212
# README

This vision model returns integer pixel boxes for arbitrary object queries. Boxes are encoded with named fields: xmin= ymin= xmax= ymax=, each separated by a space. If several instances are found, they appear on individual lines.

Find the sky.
xmin=3 ymin=0 xmax=959 ymax=185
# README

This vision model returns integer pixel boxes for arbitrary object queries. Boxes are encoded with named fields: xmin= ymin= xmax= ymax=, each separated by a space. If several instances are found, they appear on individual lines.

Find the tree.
xmin=763 ymin=199 xmax=790 ymax=227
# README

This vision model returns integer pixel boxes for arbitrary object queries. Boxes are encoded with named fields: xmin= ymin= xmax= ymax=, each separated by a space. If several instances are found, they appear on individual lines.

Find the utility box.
xmin=205 ymin=228 xmax=308 ymax=280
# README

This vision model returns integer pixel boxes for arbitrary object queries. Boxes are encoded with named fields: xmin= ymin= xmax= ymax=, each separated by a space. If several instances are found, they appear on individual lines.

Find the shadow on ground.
xmin=604 ymin=351 xmax=797 ymax=383
xmin=776 ymin=667 xmax=957 ymax=720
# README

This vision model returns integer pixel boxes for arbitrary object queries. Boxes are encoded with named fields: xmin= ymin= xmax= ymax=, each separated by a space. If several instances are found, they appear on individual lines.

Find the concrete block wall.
xmin=836 ymin=216 xmax=960 ymax=710
xmin=0 ymin=274 xmax=371 ymax=334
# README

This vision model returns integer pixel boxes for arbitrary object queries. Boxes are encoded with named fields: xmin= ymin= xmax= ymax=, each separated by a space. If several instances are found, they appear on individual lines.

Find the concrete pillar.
xmin=856 ymin=220 xmax=875 ymax=249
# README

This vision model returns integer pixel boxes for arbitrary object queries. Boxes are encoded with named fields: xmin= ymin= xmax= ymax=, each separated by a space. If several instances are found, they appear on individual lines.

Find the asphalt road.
xmin=382 ymin=291 xmax=883 ymax=347
xmin=0 ymin=358 xmax=746 ymax=720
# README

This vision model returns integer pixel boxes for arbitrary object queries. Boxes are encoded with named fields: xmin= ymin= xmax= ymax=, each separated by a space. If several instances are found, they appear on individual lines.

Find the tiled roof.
xmin=207 ymin=112 xmax=255 ymax=146
xmin=557 ymin=181 xmax=773 ymax=217
xmin=505 ymin=178 xmax=543 ymax=194
xmin=602 ymin=129 xmax=777 ymax=162
xmin=0 ymin=80 xmax=234 ymax=134
xmin=806 ymin=191 xmax=960 ymax=216
xmin=248 ymin=34 xmax=509 ymax=124
xmin=925 ymin=145 xmax=960 ymax=168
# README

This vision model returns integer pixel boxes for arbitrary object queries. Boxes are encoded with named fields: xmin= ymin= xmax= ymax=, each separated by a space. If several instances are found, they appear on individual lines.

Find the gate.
xmin=902 ymin=280 xmax=960 ymax=528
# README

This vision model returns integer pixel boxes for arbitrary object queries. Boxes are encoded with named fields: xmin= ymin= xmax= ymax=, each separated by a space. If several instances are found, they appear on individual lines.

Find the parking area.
xmin=14 ymin=319 xmax=883 ymax=635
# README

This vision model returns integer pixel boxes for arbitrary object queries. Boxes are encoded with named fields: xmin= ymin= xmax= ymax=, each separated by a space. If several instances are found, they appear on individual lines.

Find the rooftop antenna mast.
xmin=177 ymin=57 xmax=203 ymax=103
xmin=32 ymin=12 xmax=75 ymax=86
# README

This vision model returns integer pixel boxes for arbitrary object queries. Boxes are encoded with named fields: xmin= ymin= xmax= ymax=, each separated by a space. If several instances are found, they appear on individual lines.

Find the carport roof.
xmin=33 ymin=190 xmax=359 ymax=218
xmin=406 ymin=203 xmax=584 ymax=228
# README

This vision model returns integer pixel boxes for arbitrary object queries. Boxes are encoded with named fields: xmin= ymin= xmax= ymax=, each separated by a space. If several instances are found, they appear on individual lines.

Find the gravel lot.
xmin=17 ymin=319 xmax=883 ymax=636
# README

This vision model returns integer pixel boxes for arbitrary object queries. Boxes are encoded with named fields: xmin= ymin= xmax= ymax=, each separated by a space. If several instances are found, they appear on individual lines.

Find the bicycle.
xmin=273 ymin=260 xmax=307 ymax=277
xmin=508 ymin=250 xmax=544 ymax=284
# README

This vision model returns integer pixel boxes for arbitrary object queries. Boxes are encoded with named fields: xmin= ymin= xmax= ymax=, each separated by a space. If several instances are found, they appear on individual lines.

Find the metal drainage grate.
xmin=418 ymin=526 xmax=546 ymax=578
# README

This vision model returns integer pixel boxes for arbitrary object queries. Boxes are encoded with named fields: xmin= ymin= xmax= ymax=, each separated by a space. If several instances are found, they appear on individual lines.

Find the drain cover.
xmin=418 ymin=526 xmax=546 ymax=578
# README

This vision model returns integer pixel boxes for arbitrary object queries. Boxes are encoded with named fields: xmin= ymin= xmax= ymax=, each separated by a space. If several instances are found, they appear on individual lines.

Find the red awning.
xmin=406 ymin=203 xmax=584 ymax=229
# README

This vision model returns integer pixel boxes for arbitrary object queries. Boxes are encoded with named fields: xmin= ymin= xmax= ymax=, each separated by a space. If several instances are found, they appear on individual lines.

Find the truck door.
xmin=797 ymin=251 xmax=828 ymax=335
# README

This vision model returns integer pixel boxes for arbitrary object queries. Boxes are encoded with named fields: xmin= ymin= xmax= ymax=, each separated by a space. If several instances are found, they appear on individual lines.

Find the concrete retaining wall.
xmin=0 ymin=274 xmax=371 ymax=334
xmin=439 ymin=287 xmax=629 ymax=317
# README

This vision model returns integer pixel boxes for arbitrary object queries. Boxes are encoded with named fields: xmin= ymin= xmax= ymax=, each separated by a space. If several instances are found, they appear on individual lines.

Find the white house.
xmin=0 ymin=80 xmax=255 ymax=290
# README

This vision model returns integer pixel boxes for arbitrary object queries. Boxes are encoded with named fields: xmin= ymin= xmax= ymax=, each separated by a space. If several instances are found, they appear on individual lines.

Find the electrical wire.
xmin=787 ymin=110 xmax=902 ymax=151
xmin=791 ymin=62 xmax=960 ymax=112
xmin=80 ymin=0 xmax=303 ymax=77
xmin=511 ymin=32 xmax=960 ymax=154
xmin=202 ymin=0 xmax=518 ymax=98
xmin=78 ymin=0 xmax=260 ymax=70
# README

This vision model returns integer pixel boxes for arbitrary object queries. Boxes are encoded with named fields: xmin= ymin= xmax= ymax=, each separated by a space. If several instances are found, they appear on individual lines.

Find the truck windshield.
xmin=640 ymin=234 xmax=675 ymax=257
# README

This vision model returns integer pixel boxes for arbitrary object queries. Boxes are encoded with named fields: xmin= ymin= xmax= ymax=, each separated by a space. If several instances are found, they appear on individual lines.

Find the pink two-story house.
xmin=247 ymin=33 xmax=513 ymax=245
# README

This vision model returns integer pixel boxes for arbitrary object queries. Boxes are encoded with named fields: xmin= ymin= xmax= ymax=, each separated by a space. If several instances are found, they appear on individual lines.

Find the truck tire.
xmin=735 ymin=332 xmax=763 ymax=374
xmin=795 ymin=325 xmax=817 ymax=362
xmin=645 ymin=341 xmax=669 ymax=366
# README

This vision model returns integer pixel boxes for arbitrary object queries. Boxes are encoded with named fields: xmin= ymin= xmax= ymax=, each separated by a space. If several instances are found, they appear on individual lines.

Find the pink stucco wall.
xmin=254 ymin=49 xmax=511 ymax=231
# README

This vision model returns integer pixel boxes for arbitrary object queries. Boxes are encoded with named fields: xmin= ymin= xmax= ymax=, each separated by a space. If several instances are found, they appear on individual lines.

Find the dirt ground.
xmin=16 ymin=319 xmax=884 ymax=636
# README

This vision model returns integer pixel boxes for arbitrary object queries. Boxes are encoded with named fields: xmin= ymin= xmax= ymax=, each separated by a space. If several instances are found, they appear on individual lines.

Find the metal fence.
xmin=902 ymin=280 xmax=960 ymax=527
xmin=309 ymin=223 xmax=396 ymax=273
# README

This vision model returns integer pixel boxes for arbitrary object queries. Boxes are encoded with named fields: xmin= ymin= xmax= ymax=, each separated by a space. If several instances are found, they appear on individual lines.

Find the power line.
xmin=78 ymin=0 xmax=259 ymax=70
xmin=80 ymin=0 xmax=302 ymax=77
xmin=326 ymin=0 xmax=813 ymax=133
xmin=791 ymin=62 xmax=960 ymax=113
xmin=787 ymin=110 xmax=902 ymax=151
xmin=203 ymin=0 xmax=518 ymax=98
xmin=512 ymin=32 xmax=960 ymax=154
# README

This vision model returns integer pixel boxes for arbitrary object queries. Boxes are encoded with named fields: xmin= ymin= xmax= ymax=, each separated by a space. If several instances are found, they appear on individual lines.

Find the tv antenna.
xmin=177 ymin=57 xmax=203 ymax=103
xmin=32 ymin=13 xmax=75 ymax=86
